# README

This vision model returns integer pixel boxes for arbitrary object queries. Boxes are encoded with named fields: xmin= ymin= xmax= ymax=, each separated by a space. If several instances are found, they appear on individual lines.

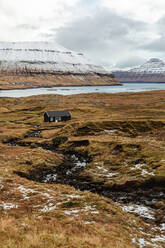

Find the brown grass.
xmin=0 ymin=74 xmax=120 ymax=90
xmin=0 ymin=90 xmax=165 ymax=247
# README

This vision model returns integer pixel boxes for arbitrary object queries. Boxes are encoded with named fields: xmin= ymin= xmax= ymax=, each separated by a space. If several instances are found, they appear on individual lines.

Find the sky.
xmin=0 ymin=0 xmax=165 ymax=69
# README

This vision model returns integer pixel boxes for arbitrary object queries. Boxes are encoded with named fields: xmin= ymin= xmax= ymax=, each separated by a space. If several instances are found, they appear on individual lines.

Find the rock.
xmin=30 ymin=143 xmax=38 ymax=148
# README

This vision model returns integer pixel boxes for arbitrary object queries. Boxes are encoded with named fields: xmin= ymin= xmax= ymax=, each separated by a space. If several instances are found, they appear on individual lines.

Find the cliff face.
xmin=113 ymin=58 xmax=165 ymax=83
xmin=0 ymin=42 xmax=120 ymax=89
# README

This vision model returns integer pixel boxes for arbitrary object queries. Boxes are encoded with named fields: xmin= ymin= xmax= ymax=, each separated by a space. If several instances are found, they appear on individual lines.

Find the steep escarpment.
xmin=0 ymin=42 xmax=120 ymax=89
xmin=114 ymin=58 xmax=165 ymax=83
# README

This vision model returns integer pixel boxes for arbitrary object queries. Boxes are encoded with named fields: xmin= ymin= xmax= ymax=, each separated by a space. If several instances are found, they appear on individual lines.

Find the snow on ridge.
xmin=0 ymin=41 xmax=109 ymax=75
xmin=0 ymin=41 xmax=68 ymax=52
xmin=129 ymin=58 xmax=165 ymax=74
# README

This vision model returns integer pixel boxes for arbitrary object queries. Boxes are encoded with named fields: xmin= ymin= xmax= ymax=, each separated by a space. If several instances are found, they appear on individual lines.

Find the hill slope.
xmin=0 ymin=91 xmax=165 ymax=247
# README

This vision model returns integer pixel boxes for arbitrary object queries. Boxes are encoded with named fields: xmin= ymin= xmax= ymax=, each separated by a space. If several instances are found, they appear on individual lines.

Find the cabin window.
xmin=50 ymin=117 xmax=54 ymax=122
xmin=55 ymin=117 xmax=61 ymax=122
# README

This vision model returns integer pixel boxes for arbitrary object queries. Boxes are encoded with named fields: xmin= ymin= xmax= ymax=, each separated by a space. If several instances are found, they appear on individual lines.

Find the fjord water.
xmin=1 ymin=82 xmax=165 ymax=97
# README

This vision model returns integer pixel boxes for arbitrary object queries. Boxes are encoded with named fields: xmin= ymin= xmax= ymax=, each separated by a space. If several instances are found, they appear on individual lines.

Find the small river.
xmin=1 ymin=82 xmax=165 ymax=98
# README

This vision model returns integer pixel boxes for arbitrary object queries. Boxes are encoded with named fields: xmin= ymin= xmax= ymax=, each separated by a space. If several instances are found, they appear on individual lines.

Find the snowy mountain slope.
xmin=113 ymin=58 xmax=165 ymax=83
xmin=129 ymin=58 xmax=165 ymax=74
xmin=0 ymin=42 xmax=109 ymax=75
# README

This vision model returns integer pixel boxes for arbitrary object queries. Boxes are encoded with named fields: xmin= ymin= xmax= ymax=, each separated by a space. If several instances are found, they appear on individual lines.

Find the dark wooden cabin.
xmin=44 ymin=110 xmax=71 ymax=122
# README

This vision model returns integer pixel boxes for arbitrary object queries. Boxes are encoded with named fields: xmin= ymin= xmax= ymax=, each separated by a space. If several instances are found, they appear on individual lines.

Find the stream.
xmin=16 ymin=149 xmax=165 ymax=226
xmin=4 ymin=133 xmax=165 ymax=227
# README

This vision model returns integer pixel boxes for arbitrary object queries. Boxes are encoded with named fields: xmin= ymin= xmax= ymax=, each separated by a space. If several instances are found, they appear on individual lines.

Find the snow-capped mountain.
xmin=113 ymin=58 xmax=165 ymax=83
xmin=0 ymin=41 xmax=120 ymax=89
xmin=129 ymin=58 xmax=165 ymax=74
xmin=0 ymin=41 xmax=108 ymax=75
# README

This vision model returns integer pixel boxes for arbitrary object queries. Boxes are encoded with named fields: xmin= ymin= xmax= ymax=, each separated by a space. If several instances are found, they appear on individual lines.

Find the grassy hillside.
xmin=0 ymin=74 xmax=120 ymax=90
xmin=0 ymin=91 xmax=165 ymax=247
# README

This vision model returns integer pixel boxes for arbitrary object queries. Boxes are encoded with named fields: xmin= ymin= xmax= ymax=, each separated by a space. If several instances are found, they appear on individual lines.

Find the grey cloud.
xmin=0 ymin=0 xmax=20 ymax=20
xmin=156 ymin=16 xmax=165 ymax=32
xmin=16 ymin=24 xmax=39 ymax=30
xmin=54 ymin=8 xmax=147 ymax=68
xmin=39 ymin=32 xmax=54 ymax=39
xmin=116 ymin=56 xmax=146 ymax=69
xmin=141 ymin=36 xmax=165 ymax=52
xmin=56 ymin=8 xmax=145 ymax=51
xmin=139 ymin=16 xmax=165 ymax=53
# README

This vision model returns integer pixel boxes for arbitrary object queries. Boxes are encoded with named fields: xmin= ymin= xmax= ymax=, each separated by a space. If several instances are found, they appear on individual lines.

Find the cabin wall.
xmin=44 ymin=113 xmax=71 ymax=122
xmin=62 ymin=116 xmax=71 ymax=121
xmin=44 ymin=114 xmax=49 ymax=122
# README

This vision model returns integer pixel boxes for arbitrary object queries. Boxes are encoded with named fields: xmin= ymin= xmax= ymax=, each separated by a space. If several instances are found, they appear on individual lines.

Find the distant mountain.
xmin=0 ymin=41 xmax=110 ymax=75
xmin=0 ymin=42 xmax=121 ymax=89
xmin=113 ymin=58 xmax=165 ymax=83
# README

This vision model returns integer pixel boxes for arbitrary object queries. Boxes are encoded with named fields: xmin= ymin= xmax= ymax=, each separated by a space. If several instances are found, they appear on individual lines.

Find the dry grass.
xmin=0 ymin=74 xmax=120 ymax=90
xmin=0 ymin=91 xmax=165 ymax=247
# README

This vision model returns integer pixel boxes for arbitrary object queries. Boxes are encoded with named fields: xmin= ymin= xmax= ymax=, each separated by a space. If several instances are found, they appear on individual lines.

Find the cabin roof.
xmin=45 ymin=110 xmax=71 ymax=117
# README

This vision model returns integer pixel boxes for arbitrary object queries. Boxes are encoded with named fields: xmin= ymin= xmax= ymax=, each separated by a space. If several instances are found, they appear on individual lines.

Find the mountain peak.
xmin=113 ymin=58 xmax=165 ymax=83
xmin=129 ymin=58 xmax=165 ymax=73
xmin=147 ymin=58 xmax=163 ymax=63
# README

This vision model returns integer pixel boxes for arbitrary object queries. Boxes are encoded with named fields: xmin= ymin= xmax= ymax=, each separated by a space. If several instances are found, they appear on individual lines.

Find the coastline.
xmin=0 ymin=83 xmax=122 ymax=91
xmin=0 ymin=74 xmax=121 ymax=90
xmin=119 ymin=81 xmax=165 ymax=84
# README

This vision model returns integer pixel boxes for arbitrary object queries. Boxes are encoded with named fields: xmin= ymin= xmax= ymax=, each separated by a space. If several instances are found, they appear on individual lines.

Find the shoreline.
xmin=1 ymin=82 xmax=165 ymax=98
xmin=2 ymin=81 xmax=165 ymax=92
xmin=119 ymin=81 xmax=165 ymax=84
xmin=0 ymin=83 xmax=122 ymax=91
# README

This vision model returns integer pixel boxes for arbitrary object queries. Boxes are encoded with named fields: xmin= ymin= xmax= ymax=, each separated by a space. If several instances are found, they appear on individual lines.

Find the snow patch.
xmin=67 ymin=194 xmax=83 ymax=199
xmin=18 ymin=185 xmax=38 ymax=200
xmin=121 ymin=204 xmax=155 ymax=220
xmin=130 ymin=163 xmax=155 ymax=176
xmin=40 ymin=203 xmax=56 ymax=212
xmin=43 ymin=173 xmax=57 ymax=183
xmin=104 ymin=129 xmax=117 ymax=134
xmin=64 ymin=209 xmax=80 ymax=216
xmin=96 ymin=166 xmax=119 ymax=177
xmin=84 ymin=221 xmax=96 ymax=225
xmin=1 ymin=202 xmax=18 ymax=210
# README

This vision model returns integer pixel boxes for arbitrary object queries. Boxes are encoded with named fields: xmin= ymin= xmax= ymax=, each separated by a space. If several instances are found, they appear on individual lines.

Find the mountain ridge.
xmin=0 ymin=41 xmax=120 ymax=89
xmin=0 ymin=41 xmax=109 ymax=75
xmin=113 ymin=58 xmax=165 ymax=83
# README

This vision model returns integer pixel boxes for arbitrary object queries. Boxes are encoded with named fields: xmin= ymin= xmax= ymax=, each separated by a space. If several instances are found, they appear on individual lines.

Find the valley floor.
xmin=0 ymin=90 xmax=165 ymax=247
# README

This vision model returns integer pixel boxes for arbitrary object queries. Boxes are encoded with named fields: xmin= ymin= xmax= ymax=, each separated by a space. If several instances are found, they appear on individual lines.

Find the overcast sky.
xmin=0 ymin=0 xmax=165 ymax=69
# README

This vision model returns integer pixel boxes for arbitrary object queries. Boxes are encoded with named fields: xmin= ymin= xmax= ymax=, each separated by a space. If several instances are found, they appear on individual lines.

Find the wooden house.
xmin=44 ymin=110 xmax=71 ymax=122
